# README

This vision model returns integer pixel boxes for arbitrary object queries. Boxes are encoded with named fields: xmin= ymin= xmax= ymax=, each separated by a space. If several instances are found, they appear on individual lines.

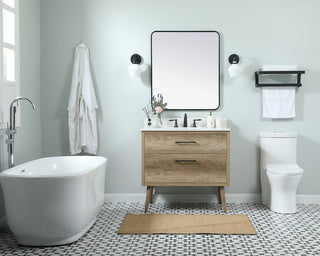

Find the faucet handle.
xmin=5 ymin=138 xmax=14 ymax=144
xmin=5 ymin=129 xmax=16 ymax=135
xmin=192 ymin=119 xmax=202 ymax=128
xmin=169 ymin=119 xmax=178 ymax=128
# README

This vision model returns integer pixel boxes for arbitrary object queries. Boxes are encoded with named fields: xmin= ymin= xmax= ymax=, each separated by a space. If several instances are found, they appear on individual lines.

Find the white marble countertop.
xmin=141 ymin=127 xmax=230 ymax=131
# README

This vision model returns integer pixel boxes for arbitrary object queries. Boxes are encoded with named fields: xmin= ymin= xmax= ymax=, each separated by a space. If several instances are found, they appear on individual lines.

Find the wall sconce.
xmin=228 ymin=54 xmax=240 ymax=78
xmin=129 ymin=54 xmax=142 ymax=77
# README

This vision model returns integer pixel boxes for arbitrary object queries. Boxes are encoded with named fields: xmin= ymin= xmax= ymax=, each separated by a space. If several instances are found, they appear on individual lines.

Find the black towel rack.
xmin=255 ymin=70 xmax=305 ymax=87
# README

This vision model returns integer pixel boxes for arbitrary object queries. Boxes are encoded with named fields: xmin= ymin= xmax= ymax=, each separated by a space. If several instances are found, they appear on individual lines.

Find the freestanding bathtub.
xmin=0 ymin=156 xmax=107 ymax=246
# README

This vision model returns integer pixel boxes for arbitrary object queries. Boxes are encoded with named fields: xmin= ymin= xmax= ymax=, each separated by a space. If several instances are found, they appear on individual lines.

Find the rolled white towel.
xmin=261 ymin=65 xmax=298 ymax=71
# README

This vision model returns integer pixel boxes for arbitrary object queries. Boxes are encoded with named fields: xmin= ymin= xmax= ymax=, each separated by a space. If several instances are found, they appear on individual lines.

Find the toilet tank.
xmin=260 ymin=132 xmax=297 ymax=170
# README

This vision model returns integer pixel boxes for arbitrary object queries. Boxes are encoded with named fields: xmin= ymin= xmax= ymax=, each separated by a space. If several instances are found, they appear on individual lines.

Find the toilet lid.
xmin=267 ymin=164 xmax=304 ymax=175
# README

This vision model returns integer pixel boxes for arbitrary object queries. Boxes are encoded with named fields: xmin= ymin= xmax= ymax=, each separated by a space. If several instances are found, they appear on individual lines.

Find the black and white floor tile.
xmin=0 ymin=202 xmax=319 ymax=255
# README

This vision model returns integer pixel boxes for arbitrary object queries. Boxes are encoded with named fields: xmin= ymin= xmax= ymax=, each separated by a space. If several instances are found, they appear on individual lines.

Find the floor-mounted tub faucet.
xmin=6 ymin=97 xmax=35 ymax=168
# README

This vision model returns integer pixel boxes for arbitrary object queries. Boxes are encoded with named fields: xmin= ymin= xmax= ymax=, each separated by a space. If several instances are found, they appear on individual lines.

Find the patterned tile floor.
xmin=0 ymin=202 xmax=319 ymax=256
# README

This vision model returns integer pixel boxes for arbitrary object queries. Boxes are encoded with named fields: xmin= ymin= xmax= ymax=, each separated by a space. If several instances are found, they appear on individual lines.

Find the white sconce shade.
xmin=228 ymin=54 xmax=240 ymax=78
xmin=228 ymin=64 xmax=241 ymax=78
xmin=129 ymin=54 xmax=142 ymax=77
xmin=129 ymin=64 xmax=142 ymax=77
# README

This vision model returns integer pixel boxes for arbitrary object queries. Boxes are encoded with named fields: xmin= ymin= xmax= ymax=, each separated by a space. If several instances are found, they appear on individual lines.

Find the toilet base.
xmin=270 ymin=192 xmax=297 ymax=213
xmin=267 ymin=172 xmax=303 ymax=214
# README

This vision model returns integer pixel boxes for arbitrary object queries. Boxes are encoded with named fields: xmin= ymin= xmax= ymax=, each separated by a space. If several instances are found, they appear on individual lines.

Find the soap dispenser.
xmin=207 ymin=110 xmax=215 ymax=128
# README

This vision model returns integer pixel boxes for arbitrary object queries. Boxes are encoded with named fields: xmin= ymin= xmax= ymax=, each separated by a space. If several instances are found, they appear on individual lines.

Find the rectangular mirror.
xmin=151 ymin=31 xmax=220 ymax=110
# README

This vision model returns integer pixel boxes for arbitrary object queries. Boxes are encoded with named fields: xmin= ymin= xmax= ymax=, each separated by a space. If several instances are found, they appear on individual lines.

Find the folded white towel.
xmin=262 ymin=87 xmax=295 ymax=118
xmin=261 ymin=65 xmax=297 ymax=119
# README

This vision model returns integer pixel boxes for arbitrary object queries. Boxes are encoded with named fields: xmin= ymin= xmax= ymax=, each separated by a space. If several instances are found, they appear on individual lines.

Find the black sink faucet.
xmin=183 ymin=113 xmax=188 ymax=127
xmin=169 ymin=119 xmax=178 ymax=128
xmin=192 ymin=119 xmax=202 ymax=127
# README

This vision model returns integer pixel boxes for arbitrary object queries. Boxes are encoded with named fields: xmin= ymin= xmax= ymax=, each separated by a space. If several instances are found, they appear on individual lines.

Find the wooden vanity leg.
xmin=216 ymin=187 xmax=222 ymax=204
xmin=145 ymin=186 xmax=153 ymax=212
xmin=218 ymin=186 xmax=227 ymax=213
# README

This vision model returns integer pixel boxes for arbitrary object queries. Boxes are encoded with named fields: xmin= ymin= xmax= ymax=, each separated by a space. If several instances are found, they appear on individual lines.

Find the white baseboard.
xmin=104 ymin=193 xmax=146 ymax=203
xmin=104 ymin=193 xmax=261 ymax=204
xmin=297 ymin=194 xmax=320 ymax=204
xmin=104 ymin=193 xmax=320 ymax=204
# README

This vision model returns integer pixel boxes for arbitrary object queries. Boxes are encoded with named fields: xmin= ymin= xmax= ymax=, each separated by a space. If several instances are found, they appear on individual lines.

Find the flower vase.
xmin=158 ymin=113 xmax=163 ymax=125
xmin=153 ymin=114 xmax=163 ymax=128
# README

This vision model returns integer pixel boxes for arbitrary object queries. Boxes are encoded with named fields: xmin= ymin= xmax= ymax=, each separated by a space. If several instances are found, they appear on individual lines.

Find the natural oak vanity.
xmin=141 ymin=128 xmax=230 ymax=212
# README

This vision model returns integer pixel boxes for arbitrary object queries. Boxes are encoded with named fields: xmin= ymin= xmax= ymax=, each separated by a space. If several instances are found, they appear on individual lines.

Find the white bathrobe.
xmin=68 ymin=43 xmax=98 ymax=155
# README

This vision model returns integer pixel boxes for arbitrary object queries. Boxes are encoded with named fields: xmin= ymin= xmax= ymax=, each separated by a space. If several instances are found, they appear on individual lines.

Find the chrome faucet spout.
xmin=7 ymin=96 xmax=36 ymax=168
xmin=9 ymin=97 xmax=35 ymax=130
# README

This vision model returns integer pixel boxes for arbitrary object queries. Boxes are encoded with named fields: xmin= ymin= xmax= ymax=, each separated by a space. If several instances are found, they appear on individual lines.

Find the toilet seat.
xmin=267 ymin=164 xmax=303 ymax=175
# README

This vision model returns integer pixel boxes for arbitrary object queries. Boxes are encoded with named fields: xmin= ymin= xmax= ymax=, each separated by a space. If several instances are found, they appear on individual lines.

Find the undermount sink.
xmin=143 ymin=117 xmax=229 ymax=131
xmin=142 ymin=126 xmax=230 ymax=131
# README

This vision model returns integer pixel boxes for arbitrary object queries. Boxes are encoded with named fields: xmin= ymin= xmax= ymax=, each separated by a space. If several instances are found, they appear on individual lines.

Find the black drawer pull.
xmin=175 ymin=141 xmax=197 ymax=144
xmin=175 ymin=160 xmax=197 ymax=164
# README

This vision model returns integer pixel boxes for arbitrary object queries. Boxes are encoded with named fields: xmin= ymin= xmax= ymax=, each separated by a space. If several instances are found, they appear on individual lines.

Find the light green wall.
xmin=0 ymin=0 xmax=41 ymax=218
xmin=15 ymin=0 xmax=41 ymax=165
xmin=39 ymin=0 xmax=320 ymax=195
xmin=1 ymin=1 xmax=320 ymax=220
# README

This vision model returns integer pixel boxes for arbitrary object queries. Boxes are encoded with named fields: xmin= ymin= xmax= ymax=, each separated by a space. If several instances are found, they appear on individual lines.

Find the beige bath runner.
xmin=118 ymin=214 xmax=257 ymax=235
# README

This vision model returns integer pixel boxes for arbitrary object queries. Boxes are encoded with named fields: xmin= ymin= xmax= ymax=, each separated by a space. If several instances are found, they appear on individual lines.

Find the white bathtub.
xmin=0 ymin=156 xmax=107 ymax=246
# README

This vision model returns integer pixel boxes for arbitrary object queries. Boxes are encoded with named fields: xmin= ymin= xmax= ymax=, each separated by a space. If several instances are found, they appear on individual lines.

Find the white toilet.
xmin=260 ymin=132 xmax=304 ymax=213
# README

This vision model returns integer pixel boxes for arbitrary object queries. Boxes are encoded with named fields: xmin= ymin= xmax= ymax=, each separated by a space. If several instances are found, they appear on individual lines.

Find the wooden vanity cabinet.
xmin=141 ymin=130 xmax=230 ymax=212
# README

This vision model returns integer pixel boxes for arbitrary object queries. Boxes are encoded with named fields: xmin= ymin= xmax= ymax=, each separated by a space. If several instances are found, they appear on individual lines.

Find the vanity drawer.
xmin=143 ymin=132 xmax=228 ymax=153
xmin=143 ymin=153 xmax=228 ymax=185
